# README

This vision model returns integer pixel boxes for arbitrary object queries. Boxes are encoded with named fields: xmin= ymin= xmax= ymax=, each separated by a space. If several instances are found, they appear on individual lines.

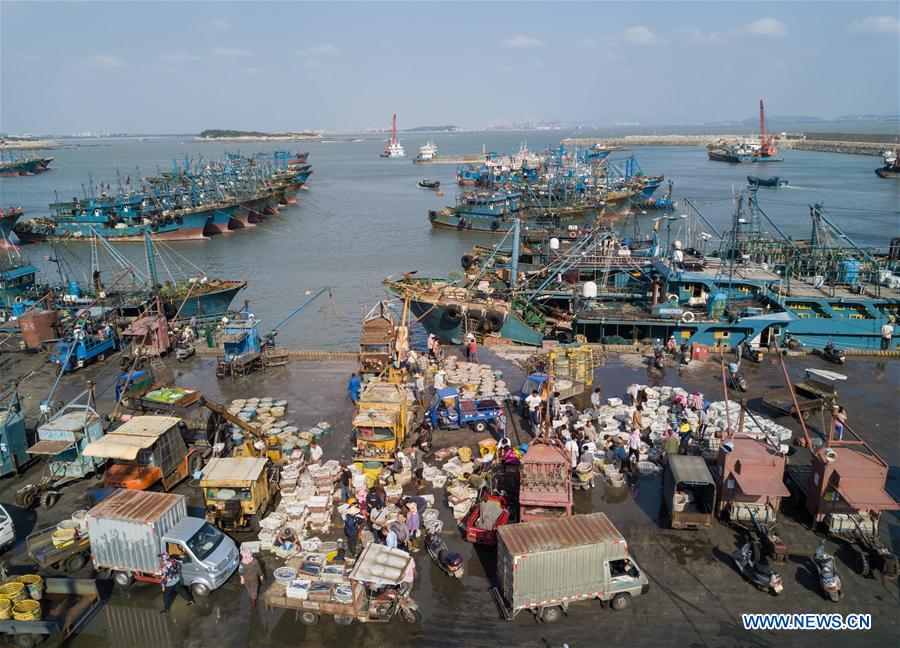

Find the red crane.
xmin=759 ymin=99 xmax=777 ymax=158
xmin=391 ymin=113 xmax=398 ymax=144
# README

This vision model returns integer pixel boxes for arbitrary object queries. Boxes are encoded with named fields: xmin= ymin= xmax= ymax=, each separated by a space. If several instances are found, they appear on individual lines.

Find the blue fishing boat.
xmin=747 ymin=176 xmax=787 ymax=187
xmin=0 ymin=150 xmax=53 ymax=176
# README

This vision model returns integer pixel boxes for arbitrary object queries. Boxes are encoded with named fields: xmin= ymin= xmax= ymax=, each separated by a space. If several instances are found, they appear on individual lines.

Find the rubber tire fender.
xmin=444 ymin=303 xmax=463 ymax=323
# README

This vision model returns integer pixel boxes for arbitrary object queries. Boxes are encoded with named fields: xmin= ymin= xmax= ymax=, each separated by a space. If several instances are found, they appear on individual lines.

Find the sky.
xmin=1 ymin=1 xmax=899 ymax=134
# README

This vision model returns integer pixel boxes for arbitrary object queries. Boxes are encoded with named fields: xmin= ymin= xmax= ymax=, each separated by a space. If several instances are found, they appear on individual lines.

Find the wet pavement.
xmin=1 ymin=346 xmax=898 ymax=647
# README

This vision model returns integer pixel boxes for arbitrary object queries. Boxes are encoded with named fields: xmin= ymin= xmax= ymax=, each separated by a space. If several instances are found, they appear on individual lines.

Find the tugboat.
xmin=414 ymin=140 xmax=437 ymax=164
xmin=708 ymin=99 xmax=784 ymax=163
xmin=747 ymin=176 xmax=788 ymax=188
xmin=875 ymin=149 xmax=900 ymax=179
xmin=380 ymin=114 xmax=406 ymax=158
xmin=417 ymin=179 xmax=441 ymax=190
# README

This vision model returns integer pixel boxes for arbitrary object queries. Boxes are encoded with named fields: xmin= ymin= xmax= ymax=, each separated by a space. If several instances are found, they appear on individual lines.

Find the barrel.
xmin=363 ymin=461 xmax=382 ymax=487
xmin=12 ymin=599 xmax=42 ymax=621
xmin=17 ymin=574 xmax=44 ymax=600
xmin=0 ymin=582 xmax=26 ymax=602
xmin=840 ymin=260 xmax=860 ymax=284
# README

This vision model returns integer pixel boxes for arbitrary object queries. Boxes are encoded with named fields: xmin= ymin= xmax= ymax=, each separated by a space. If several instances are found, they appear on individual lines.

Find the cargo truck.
xmin=86 ymin=488 xmax=239 ymax=597
xmin=491 ymin=513 xmax=649 ymax=623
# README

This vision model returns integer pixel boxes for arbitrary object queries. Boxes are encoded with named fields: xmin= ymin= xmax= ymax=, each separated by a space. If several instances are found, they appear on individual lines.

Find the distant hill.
xmin=198 ymin=129 xmax=322 ymax=140
xmin=405 ymin=125 xmax=458 ymax=132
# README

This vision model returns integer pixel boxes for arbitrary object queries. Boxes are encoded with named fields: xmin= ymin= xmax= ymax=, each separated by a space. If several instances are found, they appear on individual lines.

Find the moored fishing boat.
xmin=747 ymin=176 xmax=788 ymax=187
xmin=0 ymin=150 xmax=53 ymax=176
xmin=418 ymin=179 xmax=440 ymax=190
xmin=0 ymin=207 xmax=25 ymax=247
xmin=875 ymin=149 xmax=900 ymax=179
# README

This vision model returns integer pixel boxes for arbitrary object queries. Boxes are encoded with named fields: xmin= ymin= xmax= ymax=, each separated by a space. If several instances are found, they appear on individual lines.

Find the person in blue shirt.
xmin=382 ymin=526 xmax=398 ymax=549
xmin=347 ymin=373 xmax=362 ymax=402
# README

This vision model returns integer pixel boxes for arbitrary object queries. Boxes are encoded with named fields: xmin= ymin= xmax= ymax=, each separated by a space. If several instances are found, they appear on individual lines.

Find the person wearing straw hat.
xmin=343 ymin=506 xmax=363 ymax=556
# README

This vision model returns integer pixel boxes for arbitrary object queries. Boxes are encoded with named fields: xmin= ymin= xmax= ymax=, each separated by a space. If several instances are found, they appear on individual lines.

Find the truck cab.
xmin=162 ymin=518 xmax=239 ymax=596
xmin=428 ymin=387 xmax=502 ymax=434
xmin=200 ymin=457 xmax=272 ymax=531
xmin=83 ymin=416 xmax=201 ymax=491
xmin=50 ymin=329 xmax=117 ymax=373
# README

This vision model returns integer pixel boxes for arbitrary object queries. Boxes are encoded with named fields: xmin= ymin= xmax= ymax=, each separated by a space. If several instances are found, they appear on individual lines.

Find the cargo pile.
xmin=441 ymin=358 xmax=509 ymax=400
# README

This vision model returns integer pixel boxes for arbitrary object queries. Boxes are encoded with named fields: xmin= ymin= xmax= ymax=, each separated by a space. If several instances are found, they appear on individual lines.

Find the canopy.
xmin=436 ymin=388 xmax=459 ymax=400
xmin=111 ymin=416 xmax=180 ymax=437
xmin=201 ymin=457 xmax=268 ymax=484
xmin=732 ymin=470 xmax=790 ymax=498
xmin=836 ymin=480 xmax=898 ymax=511
xmin=27 ymin=439 xmax=75 ymax=455
xmin=82 ymin=434 xmax=157 ymax=461
xmin=350 ymin=543 xmax=412 ymax=586
xmin=805 ymin=368 xmax=847 ymax=383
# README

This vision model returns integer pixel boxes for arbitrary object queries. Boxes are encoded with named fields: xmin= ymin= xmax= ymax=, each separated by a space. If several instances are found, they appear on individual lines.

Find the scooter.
xmin=822 ymin=341 xmax=846 ymax=365
xmin=741 ymin=340 xmax=763 ymax=364
xmin=424 ymin=527 xmax=464 ymax=579
xmin=679 ymin=342 xmax=691 ymax=365
xmin=175 ymin=339 xmax=195 ymax=361
xmin=733 ymin=540 xmax=784 ymax=594
xmin=813 ymin=540 xmax=842 ymax=602
xmin=782 ymin=332 xmax=803 ymax=351
xmin=652 ymin=340 xmax=666 ymax=370
xmin=728 ymin=364 xmax=748 ymax=392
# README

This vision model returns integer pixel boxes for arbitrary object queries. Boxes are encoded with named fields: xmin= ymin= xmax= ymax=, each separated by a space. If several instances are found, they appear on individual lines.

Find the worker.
xmin=612 ymin=438 xmax=630 ymax=469
xmin=433 ymin=368 xmax=447 ymax=391
xmin=405 ymin=503 xmax=421 ymax=552
xmin=626 ymin=383 xmax=641 ymax=405
xmin=158 ymin=552 xmax=194 ymax=614
xmin=564 ymin=434 xmax=579 ymax=472
xmin=274 ymin=527 xmax=297 ymax=552
xmin=388 ymin=451 xmax=404 ymax=485
xmin=590 ymin=386 xmax=602 ymax=411
xmin=881 ymin=318 xmax=894 ymax=350
xmin=696 ymin=407 xmax=709 ymax=437
xmin=189 ymin=315 xmax=198 ymax=338
xmin=381 ymin=525 xmax=398 ymax=550
xmin=525 ymin=389 xmax=541 ymax=435
xmin=392 ymin=515 xmax=409 ymax=551
xmin=412 ymin=445 xmax=425 ymax=488
xmin=833 ymin=406 xmax=847 ymax=441
xmin=339 ymin=465 xmax=353 ymax=502
xmin=344 ymin=506 xmax=362 ymax=556
xmin=667 ymin=335 xmax=678 ymax=353
xmin=427 ymin=333 xmax=436 ymax=359
xmin=628 ymin=426 xmax=642 ymax=462
xmin=468 ymin=339 xmax=479 ymax=364
xmin=365 ymin=486 xmax=385 ymax=529
xmin=495 ymin=411 xmax=507 ymax=438
xmin=678 ymin=423 xmax=693 ymax=455
xmin=550 ymin=391 xmax=562 ymax=419
xmin=308 ymin=440 xmax=323 ymax=464
xmin=238 ymin=547 xmax=265 ymax=608
xmin=432 ymin=338 xmax=443 ymax=361
xmin=663 ymin=428 xmax=679 ymax=461
xmin=631 ymin=404 xmax=644 ymax=433
xmin=414 ymin=372 xmax=427 ymax=408
xmin=347 ymin=373 xmax=362 ymax=402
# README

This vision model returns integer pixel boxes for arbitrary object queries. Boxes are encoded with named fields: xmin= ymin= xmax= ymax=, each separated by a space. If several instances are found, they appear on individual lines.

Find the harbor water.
xmin=2 ymin=133 xmax=898 ymax=349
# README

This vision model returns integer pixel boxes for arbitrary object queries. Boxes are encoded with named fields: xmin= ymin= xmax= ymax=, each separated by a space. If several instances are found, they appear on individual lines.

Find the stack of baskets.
xmin=17 ymin=574 xmax=44 ymax=601
xmin=12 ymin=599 xmax=42 ymax=621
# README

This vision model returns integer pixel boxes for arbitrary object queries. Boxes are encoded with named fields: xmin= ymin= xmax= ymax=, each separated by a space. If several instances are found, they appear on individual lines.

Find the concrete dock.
xmin=0 ymin=345 xmax=898 ymax=647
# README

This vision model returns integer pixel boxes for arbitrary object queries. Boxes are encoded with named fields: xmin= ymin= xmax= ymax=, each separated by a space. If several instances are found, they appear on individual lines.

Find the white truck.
xmin=86 ymin=489 xmax=238 ymax=597
xmin=491 ymin=512 xmax=649 ymax=623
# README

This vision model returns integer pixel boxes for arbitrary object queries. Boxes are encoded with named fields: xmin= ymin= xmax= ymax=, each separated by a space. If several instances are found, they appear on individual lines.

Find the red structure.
xmin=759 ymin=99 xmax=778 ymax=159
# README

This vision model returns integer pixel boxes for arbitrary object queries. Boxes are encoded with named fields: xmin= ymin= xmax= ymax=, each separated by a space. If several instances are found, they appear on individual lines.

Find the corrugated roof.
xmin=112 ymin=416 xmax=180 ymax=437
xmin=87 ymin=488 xmax=184 ymax=523
xmin=668 ymin=455 xmax=715 ymax=485
xmin=40 ymin=410 xmax=99 ymax=433
xmin=201 ymin=457 xmax=268 ymax=483
xmin=836 ymin=480 xmax=898 ymax=510
xmin=27 ymin=439 xmax=75 ymax=455
xmin=733 ymin=471 xmax=790 ymax=497
xmin=359 ymin=382 xmax=405 ymax=404
xmin=353 ymin=410 xmax=399 ymax=427
xmin=498 ymin=513 xmax=623 ymax=556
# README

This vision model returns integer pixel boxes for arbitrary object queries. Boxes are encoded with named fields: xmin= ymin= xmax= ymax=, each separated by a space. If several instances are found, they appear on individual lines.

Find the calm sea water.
xmin=1 ymin=133 xmax=898 ymax=349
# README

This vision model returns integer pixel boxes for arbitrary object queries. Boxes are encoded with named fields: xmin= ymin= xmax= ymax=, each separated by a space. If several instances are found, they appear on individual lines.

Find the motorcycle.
xmin=175 ymin=339 xmax=195 ymax=361
xmin=822 ymin=341 xmax=846 ymax=365
xmin=741 ymin=341 xmax=763 ymax=364
xmin=728 ymin=363 xmax=748 ymax=392
xmin=782 ymin=332 xmax=803 ymax=351
xmin=813 ymin=540 xmax=842 ymax=602
xmin=652 ymin=340 xmax=666 ymax=370
xmin=733 ymin=540 xmax=784 ymax=595
xmin=424 ymin=524 xmax=464 ymax=579
xmin=679 ymin=342 xmax=691 ymax=365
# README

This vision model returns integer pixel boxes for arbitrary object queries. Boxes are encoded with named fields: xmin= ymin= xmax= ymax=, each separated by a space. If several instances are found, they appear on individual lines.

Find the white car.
xmin=0 ymin=503 xmax=14 ymax=551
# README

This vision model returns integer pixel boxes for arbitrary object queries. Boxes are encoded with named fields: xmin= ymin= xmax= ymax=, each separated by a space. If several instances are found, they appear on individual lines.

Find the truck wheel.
xmin=855 ymin=548 xmax=871 ymax=578
xmin=114 ymin=571 xmax=134 ymax=587
xmin=473 ymin=421 xmax=487 ymax=434
xmin=65 ymin=553 xmax=87 ymax=573
xmin=15 ymin=634 xmax=37 ymax=648
xmin=401 ymin=607 xmax=422 ymax=624
xmin=300 ymin=611 xmax=319 ymax=625
xmin=541 ymin=606 xmax=563 ymax=623
xmin=610 ymin=593 xmax=632 ymax=611
xmin=18 ymin=489 xmax=35 ymax=509
xmin=191 ymin=582 xmax=211 ymax=598
xmin=97 ymin=352 xmax=106 ymax=362
xmin=40 ymin=490 xmax=59 ymax=509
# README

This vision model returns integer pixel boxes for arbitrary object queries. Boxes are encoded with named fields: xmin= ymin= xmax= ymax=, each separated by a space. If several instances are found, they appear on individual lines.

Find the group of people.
xmin=342 ymin=485 xmax=426 ymax=556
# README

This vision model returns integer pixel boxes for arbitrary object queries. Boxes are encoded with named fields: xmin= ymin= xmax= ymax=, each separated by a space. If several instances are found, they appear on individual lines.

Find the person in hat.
xmin=344 ymin=505 xmax=363 ymax=556
xmin=239 ymin=546 xmax=265 ymax=608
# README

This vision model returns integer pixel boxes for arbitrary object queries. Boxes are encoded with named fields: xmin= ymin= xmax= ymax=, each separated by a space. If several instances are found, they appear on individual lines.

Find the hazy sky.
xmin=2 ymin=1 xmax=898 ymax=134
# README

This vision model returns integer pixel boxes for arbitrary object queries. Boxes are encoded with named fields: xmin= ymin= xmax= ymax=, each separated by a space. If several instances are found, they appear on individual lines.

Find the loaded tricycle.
xmin=463 ymin=493 xmax=511 ymax=546
xmin=0 ymin=578 xmax=101 ymax=648
xmin=262 ymin=543 xmax=421 ymax=625
xmin=428 ymin=387 xmax=502 ymax=434
xmin=26 ymin=524 xmax=92 ymax=574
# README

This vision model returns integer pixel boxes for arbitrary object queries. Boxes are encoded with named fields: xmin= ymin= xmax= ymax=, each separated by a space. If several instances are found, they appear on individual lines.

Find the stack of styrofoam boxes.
xmin=708 ymin=400 xmax=792 ymax=448
xmin=447 ymin=481 xmax=477 ymax=522
xmin=306 ymin=494 xmax=332 ymax=534
xmin=258 ymin=513 xmax=287 ymax=550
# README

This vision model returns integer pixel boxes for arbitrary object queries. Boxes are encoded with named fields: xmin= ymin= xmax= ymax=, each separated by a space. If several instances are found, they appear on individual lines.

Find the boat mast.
xmin=144 ymin=228 xmax=159 ymax=289
xmin=510 ymin=218 xmax=521 ymax=290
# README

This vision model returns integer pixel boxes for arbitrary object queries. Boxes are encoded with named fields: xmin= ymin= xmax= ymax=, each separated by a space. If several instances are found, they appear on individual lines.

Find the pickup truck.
xmin=428 ymin=388 xmax=502 ymax=434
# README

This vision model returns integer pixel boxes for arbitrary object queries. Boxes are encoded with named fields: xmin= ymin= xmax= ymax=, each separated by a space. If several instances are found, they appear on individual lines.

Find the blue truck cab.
xmin=428 ymin=388 xmax=503 ymax=434
xmin=50 ymin=333 xmax=117 ymax=373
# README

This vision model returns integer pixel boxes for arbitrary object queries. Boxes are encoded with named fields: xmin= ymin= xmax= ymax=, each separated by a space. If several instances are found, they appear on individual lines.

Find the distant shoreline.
xmin=0 ymin=138 xmax=59 ymax=150
xmin=195 ymin=135 xmax=324 ymax=143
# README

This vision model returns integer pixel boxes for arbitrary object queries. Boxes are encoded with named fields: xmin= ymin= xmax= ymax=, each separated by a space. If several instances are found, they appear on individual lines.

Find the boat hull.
xmin=875 ymin=167 xmax=900 ymax=179
xmin=204 ymin=208 xmax=234 ymax=235
xmin=428 ymin=209 xmax=596 ymax=234
xmin=13 ymin=210 xmax=210 ymax=243
xmin=166 ymin=280 xmax=247 ymax=320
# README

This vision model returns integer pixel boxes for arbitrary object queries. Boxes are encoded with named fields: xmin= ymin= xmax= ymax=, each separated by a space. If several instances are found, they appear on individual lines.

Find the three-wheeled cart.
xmin=262 ymin=544 xmax=421 ymax=625
xmin=761 ymin=368 xmax=845 ymax=420
xmin=0 ymin=578 xmax=101 ymax=648
xmin=26 ymin=525 xmax=92 ymax=574
xmin=464 ymin=494 xmax=510 ymax=546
